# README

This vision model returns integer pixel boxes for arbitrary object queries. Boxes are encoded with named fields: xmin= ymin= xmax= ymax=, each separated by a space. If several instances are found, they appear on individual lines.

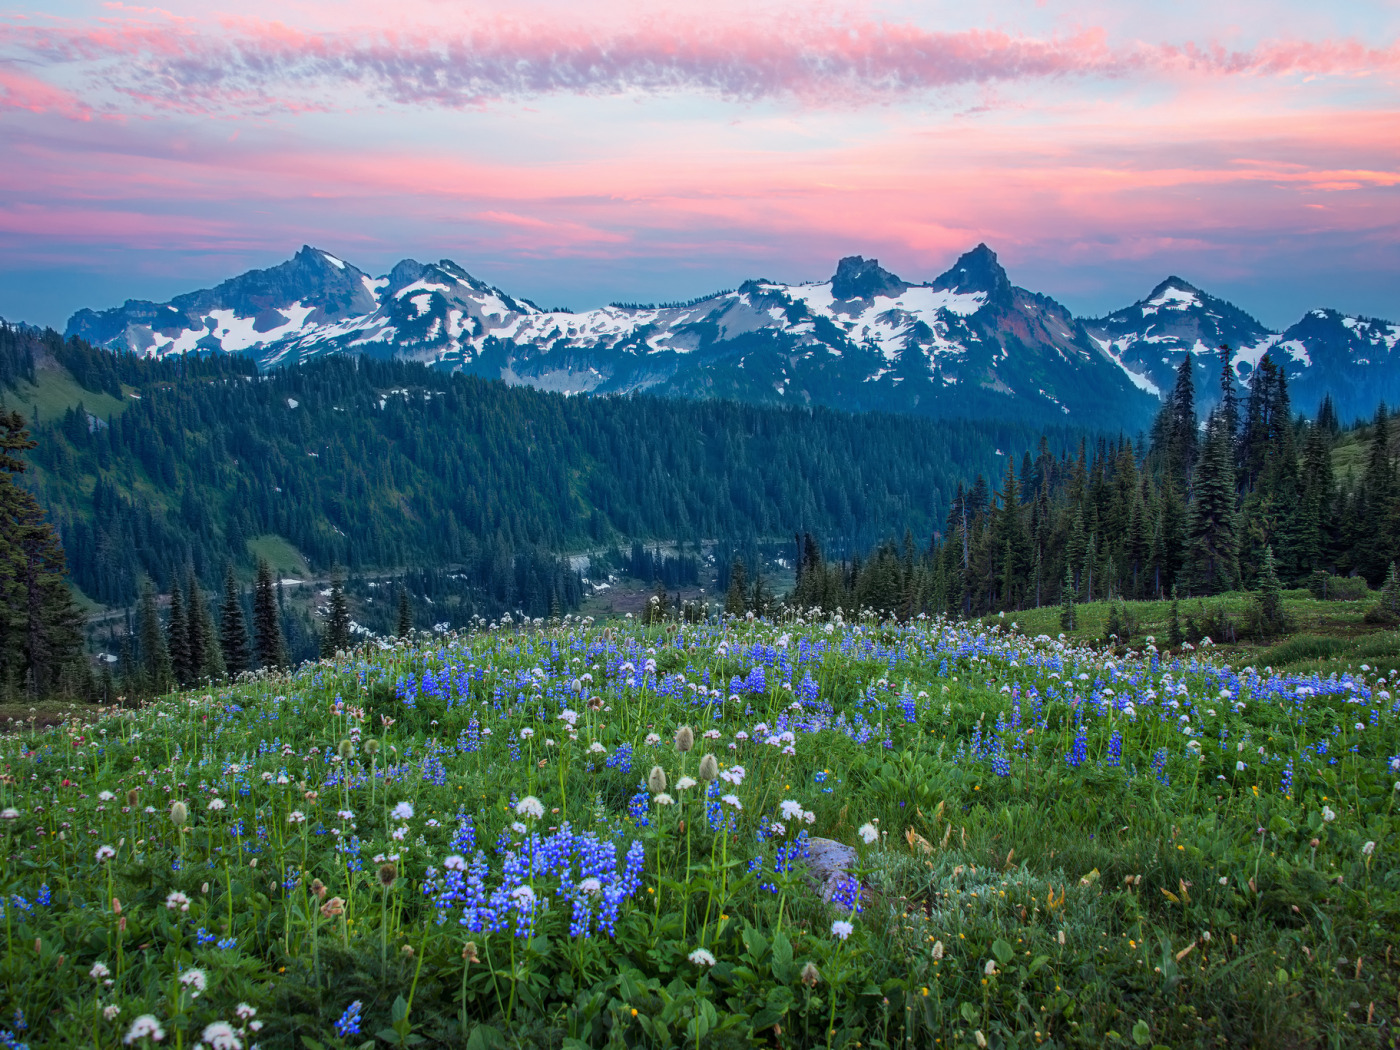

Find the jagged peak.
xmin=830 ymin=256 xmax=906 ymax=300
xmin=931 ymin=243 xmax=1011 ymax=299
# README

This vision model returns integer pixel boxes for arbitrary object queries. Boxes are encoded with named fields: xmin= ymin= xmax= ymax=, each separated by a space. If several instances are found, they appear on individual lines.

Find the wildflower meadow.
xmin=1 ymin=612 xmax=1398 ymax=1049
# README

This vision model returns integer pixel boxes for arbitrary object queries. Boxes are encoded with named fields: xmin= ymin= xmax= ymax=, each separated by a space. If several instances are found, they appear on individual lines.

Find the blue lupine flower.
xmin=335 ymin=1001 xmax=363 ymax=1037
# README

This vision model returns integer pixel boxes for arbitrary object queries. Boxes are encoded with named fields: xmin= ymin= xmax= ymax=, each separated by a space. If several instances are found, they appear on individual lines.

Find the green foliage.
xmin=2 ymin=613 xmax=1398 ymax=1048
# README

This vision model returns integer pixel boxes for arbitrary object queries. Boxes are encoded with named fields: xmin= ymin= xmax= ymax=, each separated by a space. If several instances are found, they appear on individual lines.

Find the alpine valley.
xmin=64 ymin=244 xmax=1400 ymax=430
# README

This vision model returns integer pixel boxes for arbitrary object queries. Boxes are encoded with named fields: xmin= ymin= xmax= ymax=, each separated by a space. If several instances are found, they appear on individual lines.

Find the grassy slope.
xmin=1 ymin=614 xmax=1397 ymax=1048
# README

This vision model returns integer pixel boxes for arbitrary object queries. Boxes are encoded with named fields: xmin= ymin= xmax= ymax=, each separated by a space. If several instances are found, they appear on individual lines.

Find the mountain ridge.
xmin=62 ymin=245 xmax=1400 ymax=428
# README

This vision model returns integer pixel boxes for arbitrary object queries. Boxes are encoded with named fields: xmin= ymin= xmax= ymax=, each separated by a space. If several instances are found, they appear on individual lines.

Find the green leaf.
xmin=301 ymin=1039 xmax=327 ymax=1050
xmin=465 ymin=1024 xmax=502 ymax=1050
xmin=1029 ymin=955 xmax=1051 ymax=974
xmin=391 ymin=994 xmax=409 ymax=1024
xmin=376 ymin=1028 xmax=403 ymax=1046
xmin=960 ymin=1001 xmax=979 ymax=1024
xmin=742 ymin=927 xmax=770 ymax=961
xmin=1132 ymin=1019 xmax=1152 ymax=1046
xmin=991 ymin=938 xmax=1014 ymax=965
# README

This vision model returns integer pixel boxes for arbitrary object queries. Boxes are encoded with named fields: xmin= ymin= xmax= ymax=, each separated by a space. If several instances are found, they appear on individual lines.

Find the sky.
xmin=0 ymin=0 xmax=1398 ymax=331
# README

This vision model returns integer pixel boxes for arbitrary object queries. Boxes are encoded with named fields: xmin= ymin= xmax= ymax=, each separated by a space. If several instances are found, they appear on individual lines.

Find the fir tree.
xmin=1059 ymin=565 xmax=1075 ymax=632
xmin=396 ymin=585 xmax=413 ymax=638
xmin=1253 ymin=545 xmax=1288 ymax=637
xmin=166 ymin=578 xmax=191 ymax=687
xmin=1168 ymin=587 xmax=1184 ymax=647
xmin=137 ymin=582 xmax=172 ymax=694
xmin=219 ymin=564 xmax=249 ymax=676
xmin=321 ymin=567 xmax=352 ymax=656
xmin=724 ymin=558 xmax=748 ymax=616
xmin=1184 ymin=412 xmax=1240 ymax=595
xmin=254 ymin=558 xmax=288 ymax=668
xmin=188 ymin=572 xmax=225 ymax=682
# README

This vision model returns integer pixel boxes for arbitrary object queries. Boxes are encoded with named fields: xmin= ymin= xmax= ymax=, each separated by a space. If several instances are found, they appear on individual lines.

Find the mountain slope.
xmin=65 ymin=245 xmax=1156 ymax=429
xmin=62 ymin=245 xmax=1400 ymax=427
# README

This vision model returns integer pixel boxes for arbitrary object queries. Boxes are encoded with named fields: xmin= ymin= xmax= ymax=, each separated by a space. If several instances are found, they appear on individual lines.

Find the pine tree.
xmin=219 ymin=564 xmax=249 ymax=676
xmin=166 ymin=578 xmax=191 ymax=687
xmin=0 ymin=409 xmax=86 ymax=699
xmin=396 ymin=585 xmax=413 ymax=638
xmin=1059 ymin=565 xmax=1075 ymax=632
xmin=321 ymin=567 xmax=352 ymax=656
xmin=724 ymin=558 xmax=748 ymax=616
xmin=1373 ymin=562 xmax=1400 ymax=623
xmin=189 ymin=574 xmax=225 ymax=682
xmin=1168 ymin=587 xmax=1184 ymax=647
xmin=137 ymin=582 xmax=173 ymax=694
xmin=1184 ymin=412 xmax=1240 ymax=595
xmin=254 ymin=558 xmax=288 ymax=668
xmin=1254 ymin=544 xmax=1288 ymax=637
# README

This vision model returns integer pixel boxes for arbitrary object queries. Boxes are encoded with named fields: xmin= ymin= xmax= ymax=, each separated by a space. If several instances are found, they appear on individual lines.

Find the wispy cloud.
xmin=3 ymin=12 xmax=1398 ymax=115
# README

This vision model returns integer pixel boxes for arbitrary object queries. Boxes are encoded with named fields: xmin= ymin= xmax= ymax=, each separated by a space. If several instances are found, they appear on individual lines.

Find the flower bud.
xmin=338 ymin=739 xmax=355 ymax=761
xmin=800 ymin=961 xmax=821 ymax=987
xmin=378 ymin=862 xmax=398 ymax=889
xmin=674 ymin=726 xmax=695 ymax=753
xmin=364 ymin=739 xmax=381 ymax=757
xmin=648 ymin=766 xmax=667 ymax=794
xmin=698 ymin=754 xmax=719 ymax=782
xmin=169 ymin=801 xmax=188 ymax=826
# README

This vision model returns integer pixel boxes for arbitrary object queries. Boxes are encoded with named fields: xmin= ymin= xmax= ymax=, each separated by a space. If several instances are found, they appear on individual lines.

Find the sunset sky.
xmin=1 ymin=0 xmax=1397 ymax=330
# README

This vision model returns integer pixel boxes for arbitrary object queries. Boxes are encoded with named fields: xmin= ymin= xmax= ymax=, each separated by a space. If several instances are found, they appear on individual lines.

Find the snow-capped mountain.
xmin=63 ymin=245 xmax=1399 ymax=428
xmin=63 ymin=245 xmax=1156 ymax=428
xmin=1083 ymin=277 xmax=1400 ymax=422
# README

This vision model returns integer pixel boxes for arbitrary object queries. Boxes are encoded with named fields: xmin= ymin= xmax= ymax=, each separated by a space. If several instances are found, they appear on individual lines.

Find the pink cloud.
xmin=2 ymin=13 xmax=1398 ymax=114
xmin=0 ymin=64 xmax=90 ymax=119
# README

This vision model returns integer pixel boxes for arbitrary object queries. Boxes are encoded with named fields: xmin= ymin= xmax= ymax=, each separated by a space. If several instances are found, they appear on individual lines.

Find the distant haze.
xmin=1 ymin=1 xmax=1398 ymax=331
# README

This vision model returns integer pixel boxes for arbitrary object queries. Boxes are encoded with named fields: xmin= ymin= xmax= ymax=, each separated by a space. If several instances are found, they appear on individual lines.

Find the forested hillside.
xmin=783 ymin=347 xmax=1400 ymax=626
xmin=0 ymin=324 xmax=1076 ymax=613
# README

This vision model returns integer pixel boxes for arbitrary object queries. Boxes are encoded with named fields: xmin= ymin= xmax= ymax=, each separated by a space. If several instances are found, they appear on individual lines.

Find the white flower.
xmin=688 ymin=947 xmax=717 ymax=967
xmin=931 ymin=940 xmax=944 ymax=960
xmin=579 ymin=877 xmax=602 ymax=896
xmin=444 ymin=855 xmax=468 ymax=872
xmin=104 ymin=1004 xmax=122 ymax=1021
xmin=98 ymin=791 xmax=116 ymax=802
xmin=770 ymin=821 xmax=787 ymax=836
xmin=803 ymin=810 xmax=816 ymax=824
xmin=201 ymin=1021 xmax=243 ymax=1050
xmin=830 ymin=919 xmax=853 ymax=941
xmin=675 ymin=776 xmax=697 ymax=791
xmin=858 ymin=823 xmax=879 ymax=845
xmin=1322 ymin=806 xmax=1337 ymax=823
xmin=96 ymin=844 xmax=117 ymax=862
xmin=589 ymin=742 xmax=606 ymax=754
xmin=234 ymin=1004 xmax=257 ymax=1021
xmin=515 ymin=796 xmax=545 ymax=820
xmin=207 ymin=798 xmax=226 ymax=812
xmin=653 ymin=793 xmax=674 ymax=806
xmin=337 ymin=809 xmax=354 ymax=820
xmin=90 ymin=961 xmax=112 ymax=980
xmin=165 ymin=891 xmax=191 ymax=912
xmin=0 ymin=807 xmax=18 ymax=820
xmin=391 ymin=802 xmax=415 ymax=821
xmin=721 ymin=794 xmax=742 ymax=810
xmin=1362 ymin=841 xmax=1376 ymax=856
xmin=519 ymin=728 xmax=534 ymax=740
xmin=984 ymin=959 xmax=998 ymax=976
xmin=511 ymin=821 xmax=527 ymax=834
xmin=124 ymin=1014 xmax=165 ymax=1044
xmin=178 ymin=968 xmax=207 ymax=994
xmin=1219 ymin=877 xmax=1228 ymax=885
xmin=779 ymin=799 xmax=805 ymax=820
xmin=510 ymin=885 xmax=536 ymax=904
xmin=560 ymin=709 xmax=578 ymax=726
xmin=391 ymin=825 xmax=408 ymax=841
xmin=1236 ymin=761 xmax=1246 ymax=772
xmin=287 ymin=810 xmax=306 ymax=824
xmin=645 ymin=733 xmax=661 ymax=745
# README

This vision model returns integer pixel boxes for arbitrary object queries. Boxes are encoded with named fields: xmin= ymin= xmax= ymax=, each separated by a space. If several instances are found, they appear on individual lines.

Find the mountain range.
xmin=62 ymin=245 xmax=1400 ymax=429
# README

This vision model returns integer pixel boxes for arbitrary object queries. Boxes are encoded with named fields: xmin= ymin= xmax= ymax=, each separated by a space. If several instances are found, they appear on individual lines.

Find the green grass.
xmin=1 ymin=614 xmax=1397 ymax=1048
xmin=1 ymin=365 xmax=128 ymax=424
xmin=245 ymin=534 xmax=311 ymax=578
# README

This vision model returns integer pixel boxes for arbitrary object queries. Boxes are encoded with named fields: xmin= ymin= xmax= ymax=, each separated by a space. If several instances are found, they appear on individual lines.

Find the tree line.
xmin=781 ymin=346 xmax=1400 ymax=624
